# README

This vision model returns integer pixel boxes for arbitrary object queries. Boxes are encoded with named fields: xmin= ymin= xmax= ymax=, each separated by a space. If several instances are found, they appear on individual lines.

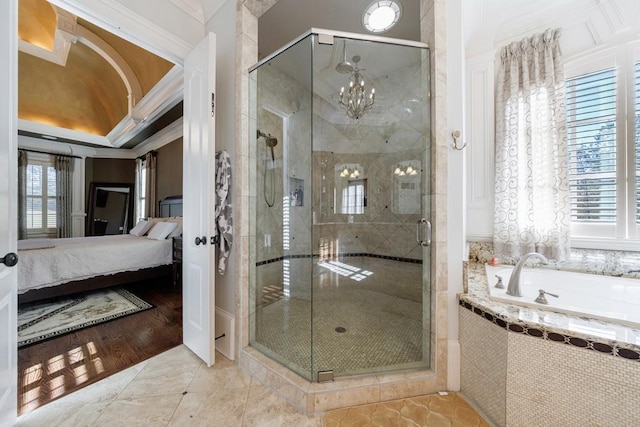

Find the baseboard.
xmin=215 ymin=307 xmax=235 ymax=360
xmin=447 ymin=340 xmax=461 ymax=391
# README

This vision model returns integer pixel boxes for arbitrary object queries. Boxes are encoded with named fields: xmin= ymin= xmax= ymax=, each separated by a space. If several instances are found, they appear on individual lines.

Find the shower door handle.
xmin=415 ymin=219 xmax=431 ymax=247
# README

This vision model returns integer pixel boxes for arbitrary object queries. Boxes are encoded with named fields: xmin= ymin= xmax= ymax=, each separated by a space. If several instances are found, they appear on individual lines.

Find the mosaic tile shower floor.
xmin=255 ymin=288 xmax=424 ymax=376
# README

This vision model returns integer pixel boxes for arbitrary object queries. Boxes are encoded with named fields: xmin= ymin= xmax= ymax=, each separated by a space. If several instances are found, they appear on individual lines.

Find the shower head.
xmin=257 ymin=130 xmax=278 ymax=161
xmin=335 ymin=40 xmax=353 ymax=74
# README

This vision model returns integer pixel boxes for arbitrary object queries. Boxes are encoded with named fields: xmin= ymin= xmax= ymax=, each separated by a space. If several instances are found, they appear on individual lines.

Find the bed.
xmin=18 ymin=196 xmax=182 ymax=304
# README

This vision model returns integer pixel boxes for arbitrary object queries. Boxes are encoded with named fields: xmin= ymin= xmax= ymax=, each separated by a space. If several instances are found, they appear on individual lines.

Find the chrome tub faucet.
xmin=507 ymin=252 xmax=549 ymax=297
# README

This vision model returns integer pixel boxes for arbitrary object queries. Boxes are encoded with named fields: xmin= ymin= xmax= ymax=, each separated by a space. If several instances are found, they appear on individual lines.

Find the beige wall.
xmin=87 ymin=157 xmax=136 ymax=184
xmin=85 ymin=138 xmax=183 ymax=213
xmin=85 ymin=157 xmax=135 ymax=207
xmin=156 ymin=138 xmax=183 ymax=202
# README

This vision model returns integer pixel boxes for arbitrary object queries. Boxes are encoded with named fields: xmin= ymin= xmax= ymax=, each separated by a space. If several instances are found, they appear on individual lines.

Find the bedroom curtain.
xmin=144 ymin=152 xmax=157 ymax=218
xmin=493 ymin=28 xmax=571 ymax=261
xmin=55 ymin=155 xmax=73 ymax=238
xmin=18 ymin=150 xmax=28 ymax=240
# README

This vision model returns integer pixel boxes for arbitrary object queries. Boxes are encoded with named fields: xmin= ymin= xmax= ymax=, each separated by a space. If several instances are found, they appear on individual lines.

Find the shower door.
xmin=249 ymin=35 xmax=315 ymax=381
xmin=311 ymin=35 xmax=431 ymax=378
xmin=249 ymin=31 xmax=430 ymax=381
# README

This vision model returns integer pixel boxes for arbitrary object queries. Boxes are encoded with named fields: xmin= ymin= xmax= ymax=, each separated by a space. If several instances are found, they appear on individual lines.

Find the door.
xmin=0 ymin=0 xmax=18 ymax=425
xmin=182 ymin=33 xmax=217 ymax=366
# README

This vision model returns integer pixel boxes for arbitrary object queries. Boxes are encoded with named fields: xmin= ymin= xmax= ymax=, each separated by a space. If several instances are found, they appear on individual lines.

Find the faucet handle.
xmin=494 ymin=275 xmax=504 ymax=289
xmin=535 ymin=289 xmax=559 ymax=304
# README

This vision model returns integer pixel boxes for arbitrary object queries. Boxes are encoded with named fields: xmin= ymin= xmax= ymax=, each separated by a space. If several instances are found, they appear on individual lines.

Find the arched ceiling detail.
xmin=19 ymin=44 xmax=128 ymax=135
xmin=79 ymin=19 xmax=174 ymax=96
xmin=18 ymin=0 xmax=56 ymax=51
xmin=18 ymin=0 xmax=178 ymax=143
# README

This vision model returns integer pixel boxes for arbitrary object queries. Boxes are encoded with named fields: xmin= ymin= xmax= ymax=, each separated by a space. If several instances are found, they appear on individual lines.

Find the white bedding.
xmin=18 ymin=235 xmax=172 ymax=293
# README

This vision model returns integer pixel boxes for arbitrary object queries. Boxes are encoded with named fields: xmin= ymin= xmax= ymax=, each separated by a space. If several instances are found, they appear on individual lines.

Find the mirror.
xmin=87 ymin=182 xmax=134 ymax=236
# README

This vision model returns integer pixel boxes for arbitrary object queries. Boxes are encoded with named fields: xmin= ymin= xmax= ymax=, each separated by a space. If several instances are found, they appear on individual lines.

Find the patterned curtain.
xmin=493 ymin=28 xmax=571 ymax=261
xmin=144 ymin=152 xmax=157 ymax=218
xmin=18 ymin=150 xmax=27 ymax=240
xmin=55 ymin=155 xmax=73 ymax=238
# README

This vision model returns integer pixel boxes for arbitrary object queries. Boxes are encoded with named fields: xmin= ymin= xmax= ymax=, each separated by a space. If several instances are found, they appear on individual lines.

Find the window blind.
xmin=566 ymin=68 xmax=617 ymax=223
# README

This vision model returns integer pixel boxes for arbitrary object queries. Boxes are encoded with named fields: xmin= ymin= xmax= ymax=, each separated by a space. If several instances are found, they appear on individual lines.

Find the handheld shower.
xmin=257 ymin=130 xmax=278 ymax=161
xmin=257 ymin=130 xmax=278 ymax=207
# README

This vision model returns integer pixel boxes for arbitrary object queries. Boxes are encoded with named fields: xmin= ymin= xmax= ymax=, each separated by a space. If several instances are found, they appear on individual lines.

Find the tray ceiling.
xmin=18 ymin=0 xmax=181 ymax=149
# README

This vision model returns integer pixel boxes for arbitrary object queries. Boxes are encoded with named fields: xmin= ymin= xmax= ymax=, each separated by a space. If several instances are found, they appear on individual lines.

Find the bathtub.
xmin=485 ymin=264 xmax=640 ymax=328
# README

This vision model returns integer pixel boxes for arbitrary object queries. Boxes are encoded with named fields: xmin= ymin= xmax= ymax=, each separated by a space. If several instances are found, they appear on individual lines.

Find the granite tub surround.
xmin=462 ymin=262 xmax=640 ymax=358
xmin=460 ymin=263 xmax=640 ymax=426
xmin=468 ymin=241 xmax=640 ymax=279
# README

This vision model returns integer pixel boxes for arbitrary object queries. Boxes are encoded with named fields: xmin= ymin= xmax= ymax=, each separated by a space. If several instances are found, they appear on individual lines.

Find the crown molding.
xmin=48 ymin=0 xmax=195 ymax=64
xmin=133 ymin=118 xmax=183 ymax=157
xmin=170 ymin=0 xmax=205 ymax=24
xmin=108 ymin=65 xmax=183 ymax=148
xmin=18 ymin=119 xmax=112 ymax=148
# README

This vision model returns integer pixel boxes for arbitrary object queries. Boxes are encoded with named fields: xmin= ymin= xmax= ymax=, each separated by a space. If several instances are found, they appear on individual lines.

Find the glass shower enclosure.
xmin=249 ymin=30 xmax=431 ymax=381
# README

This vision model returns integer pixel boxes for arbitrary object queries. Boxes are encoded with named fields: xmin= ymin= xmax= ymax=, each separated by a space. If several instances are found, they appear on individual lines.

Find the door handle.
xmin=194 ymin=236 xmax=207 ymax=246
xmin=415 ymin=219 xmax=431 ymax=247
xmin=0 ymin=252 xmax=18 ymax=267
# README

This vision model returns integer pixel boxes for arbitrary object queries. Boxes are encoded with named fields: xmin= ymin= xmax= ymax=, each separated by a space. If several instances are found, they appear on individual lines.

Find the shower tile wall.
xmin=313 ymin=150 xmax=423 ymax=260
xmin=254 ymin=51 xmax=428 ymax=288
xmin=256 ymin=108 xmax=284 ymax=260
xmin=254 ymin=61 xmax=313 ymax=299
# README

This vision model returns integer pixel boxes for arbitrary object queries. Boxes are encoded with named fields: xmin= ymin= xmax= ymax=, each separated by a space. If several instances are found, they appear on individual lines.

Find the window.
xmin=26 ymin=159 xmax=57 ymax=235
xmin=135 ymin=157 xmax=147 ymax=220
xmin=566 ymin=68 xmax=617 ymax=223
xmin=565 ymin=45 xmax=640 ymax=245
xmin=341 ymin=179 xmax=366 ymax=215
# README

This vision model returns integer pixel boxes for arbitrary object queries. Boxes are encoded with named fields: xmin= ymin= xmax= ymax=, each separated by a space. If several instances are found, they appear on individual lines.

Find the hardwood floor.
xmin=17 ymin=276 xmax=182 ymax=415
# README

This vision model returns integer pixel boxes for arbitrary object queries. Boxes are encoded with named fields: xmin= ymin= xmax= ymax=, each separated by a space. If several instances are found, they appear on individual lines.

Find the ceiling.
xmin=17 ymin=0 xmax=640 ymax=151
xmin=18 ymin=0 xmax=181 ymax=149
xmin=257 ymin=0 xmax=421 ymax=60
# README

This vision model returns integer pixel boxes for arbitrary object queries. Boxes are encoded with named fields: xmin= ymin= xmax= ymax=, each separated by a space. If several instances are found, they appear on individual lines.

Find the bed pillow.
xmin=165 ymin=217 xmax=183 ymax=238
xmin=146 ymin=221 xmax=178 ymax=240
xmin=130 ymin=220 xmax=153 ymax=237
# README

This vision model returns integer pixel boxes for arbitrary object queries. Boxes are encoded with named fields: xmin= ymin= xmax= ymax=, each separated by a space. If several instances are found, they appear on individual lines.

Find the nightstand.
xmin=172 ymin=236 xmax=183 ymax=287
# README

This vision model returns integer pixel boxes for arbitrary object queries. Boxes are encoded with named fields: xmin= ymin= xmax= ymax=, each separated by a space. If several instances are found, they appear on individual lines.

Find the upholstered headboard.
xmin=159 ymin=196 xmax=183 ymax=217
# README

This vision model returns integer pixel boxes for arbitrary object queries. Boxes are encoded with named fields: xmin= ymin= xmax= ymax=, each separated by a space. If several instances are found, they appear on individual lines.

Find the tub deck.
xmin=461 ymin=262 xmax=640 ymax=359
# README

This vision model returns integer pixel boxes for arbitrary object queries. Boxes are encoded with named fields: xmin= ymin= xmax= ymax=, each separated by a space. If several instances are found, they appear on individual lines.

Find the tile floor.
xmin=16 ymin=345 xmax=489 ymax=426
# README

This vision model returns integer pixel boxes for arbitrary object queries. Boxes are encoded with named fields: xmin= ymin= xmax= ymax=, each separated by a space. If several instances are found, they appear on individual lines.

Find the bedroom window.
xmin=26 ymin=160 xmax=57 ymax=234
xmin=135 ymin=157 xmax=148 ymax=220
xmin=565 ymin=44 xmax=640 ymax=246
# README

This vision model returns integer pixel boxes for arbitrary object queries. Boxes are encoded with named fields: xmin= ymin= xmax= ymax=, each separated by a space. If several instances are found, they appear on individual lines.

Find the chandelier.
xmin=338 ymin=55 xmax=375 ymax=120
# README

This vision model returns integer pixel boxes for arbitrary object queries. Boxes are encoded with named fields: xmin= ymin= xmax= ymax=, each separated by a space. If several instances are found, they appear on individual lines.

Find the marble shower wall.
xmin=312 ymin=150 xmax=424 ymax=260
xmin=253 ymin=48 xmax=429 ymax=265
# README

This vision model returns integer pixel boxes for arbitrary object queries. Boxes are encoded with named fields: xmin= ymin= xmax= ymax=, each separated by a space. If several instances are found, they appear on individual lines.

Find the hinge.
xmin=318 ymin=34 xmax=334 ymax=45
xmin=317 ymin=370 xmax=334 ymax=382
xmin=211 ymin=93 xmax=215 ymax=117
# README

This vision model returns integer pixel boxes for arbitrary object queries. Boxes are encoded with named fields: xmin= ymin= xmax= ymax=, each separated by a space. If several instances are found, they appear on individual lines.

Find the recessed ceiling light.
xmin=363 ymin=0 xmax=402 ymax=34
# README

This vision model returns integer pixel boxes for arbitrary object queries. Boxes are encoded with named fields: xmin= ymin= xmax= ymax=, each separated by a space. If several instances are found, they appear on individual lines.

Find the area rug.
xmin=18 ymin=288 xmax=153 ymax=348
